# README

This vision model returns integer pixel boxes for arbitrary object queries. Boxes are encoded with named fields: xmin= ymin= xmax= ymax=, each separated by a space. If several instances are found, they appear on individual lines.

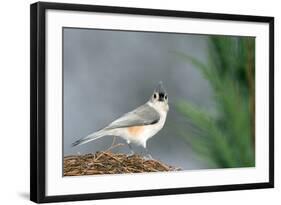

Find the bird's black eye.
xmin=165 ymin=95 xmax=168 ymax=100
xmin=153 ymin=93 xmax=157 ymax=99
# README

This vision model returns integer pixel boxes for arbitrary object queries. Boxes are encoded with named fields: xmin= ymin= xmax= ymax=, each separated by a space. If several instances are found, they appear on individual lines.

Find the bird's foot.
xmin=127 ymin=150 xmax=135 ymax=157
xmin=143 ymin=154 xmax=154 ymax=160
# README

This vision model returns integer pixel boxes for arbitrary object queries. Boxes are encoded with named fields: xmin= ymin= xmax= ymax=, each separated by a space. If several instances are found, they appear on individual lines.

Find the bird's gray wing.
xmin=104 ymin=103 xmax=160 ymax=130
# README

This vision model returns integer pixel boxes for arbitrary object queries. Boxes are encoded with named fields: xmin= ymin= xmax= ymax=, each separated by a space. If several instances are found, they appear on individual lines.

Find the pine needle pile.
xmin=64 ymin=140 xmax=180 ymax=176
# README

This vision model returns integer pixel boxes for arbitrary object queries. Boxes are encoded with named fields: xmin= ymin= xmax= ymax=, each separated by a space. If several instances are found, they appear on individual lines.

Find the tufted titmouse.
xmin=72 ymin=82 xmax=169 ymax=155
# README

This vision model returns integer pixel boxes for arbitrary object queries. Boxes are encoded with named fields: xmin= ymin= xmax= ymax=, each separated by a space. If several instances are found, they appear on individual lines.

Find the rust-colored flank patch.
xmin=127 ymin=126 xmax=144 ymax=137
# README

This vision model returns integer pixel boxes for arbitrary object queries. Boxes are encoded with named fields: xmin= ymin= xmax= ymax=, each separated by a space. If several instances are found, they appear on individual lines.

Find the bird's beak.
xmin=158 ymin=92 xmax=165 ymax=101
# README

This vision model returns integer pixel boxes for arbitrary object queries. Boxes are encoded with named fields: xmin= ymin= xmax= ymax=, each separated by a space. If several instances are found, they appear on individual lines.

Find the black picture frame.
xmin=30 ymin=1 xmax=274 ymax=203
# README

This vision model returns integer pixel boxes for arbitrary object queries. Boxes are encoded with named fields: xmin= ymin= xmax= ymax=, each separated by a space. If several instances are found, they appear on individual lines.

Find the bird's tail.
xmin=71 ymin=129 xmax=108 ymax=147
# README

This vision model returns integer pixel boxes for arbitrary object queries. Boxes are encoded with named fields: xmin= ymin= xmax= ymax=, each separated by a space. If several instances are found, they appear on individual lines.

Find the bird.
xmin=72 ymin=82 xmax=169 ymax=157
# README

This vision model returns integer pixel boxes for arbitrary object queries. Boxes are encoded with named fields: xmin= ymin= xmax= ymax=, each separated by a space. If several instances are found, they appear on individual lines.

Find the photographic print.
xmin=30 ymin=2 xmax=273 ymax=203
xmin=63 ymin=28 xmax=255 ymax=176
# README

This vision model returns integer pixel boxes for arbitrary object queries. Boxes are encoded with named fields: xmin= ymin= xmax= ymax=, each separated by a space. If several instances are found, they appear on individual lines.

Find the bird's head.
xmin=150 ymin=82 xmax=169 ymax=111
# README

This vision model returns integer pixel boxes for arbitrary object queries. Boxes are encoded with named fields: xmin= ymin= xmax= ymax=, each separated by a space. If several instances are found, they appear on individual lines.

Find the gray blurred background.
xmin=63 ymin=28 xmax=213 ymax=170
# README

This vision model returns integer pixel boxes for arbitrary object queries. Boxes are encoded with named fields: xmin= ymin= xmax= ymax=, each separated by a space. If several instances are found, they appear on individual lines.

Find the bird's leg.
xmin=144 ymin=147 xmax=153 ymax=160
xmin=127 ymin=141 xmax=135 ymax=156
